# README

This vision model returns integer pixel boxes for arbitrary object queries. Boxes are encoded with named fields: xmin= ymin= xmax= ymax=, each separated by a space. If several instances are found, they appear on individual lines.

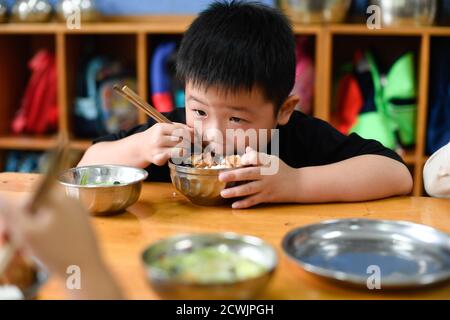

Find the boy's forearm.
xmin=294 ymin=155 xmax=413 ymax=203
xmin=77 ymin=133 xmax=148 ymax=168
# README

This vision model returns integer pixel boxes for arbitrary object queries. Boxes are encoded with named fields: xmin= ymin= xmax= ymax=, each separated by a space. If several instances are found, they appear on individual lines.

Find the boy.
xmin=79 ymin=1 xmax=412 ymax=209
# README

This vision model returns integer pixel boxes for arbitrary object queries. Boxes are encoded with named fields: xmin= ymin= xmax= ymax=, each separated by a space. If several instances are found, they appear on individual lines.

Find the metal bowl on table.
xmin=168 ymin=161 xmax=238 ymax=206
xmin=57 ymin=165 xmax=148 ymax=216
xmin=279 ymin=0 xmax=351 ymax=24
xmin=142 ymin=233 xmax=278 ymax=300
xmin=371 ymin=0 xmax=437 ymax=27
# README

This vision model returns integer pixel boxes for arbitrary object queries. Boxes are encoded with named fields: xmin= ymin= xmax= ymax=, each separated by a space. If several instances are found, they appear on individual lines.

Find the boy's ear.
xmin=277 ymin=95 xmax=299 ymax=126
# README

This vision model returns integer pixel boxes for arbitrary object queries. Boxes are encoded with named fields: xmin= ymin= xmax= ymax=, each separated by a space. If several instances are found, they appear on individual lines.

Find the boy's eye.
xmin=194 ymin=109 xmax=207 ymax=117
xmin=230 ymin=117 xmax=244 ymax=123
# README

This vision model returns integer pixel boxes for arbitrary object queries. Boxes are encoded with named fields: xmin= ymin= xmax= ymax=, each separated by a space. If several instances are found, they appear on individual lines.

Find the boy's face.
xmin=184 ymin=82 xmax=297 ymax=154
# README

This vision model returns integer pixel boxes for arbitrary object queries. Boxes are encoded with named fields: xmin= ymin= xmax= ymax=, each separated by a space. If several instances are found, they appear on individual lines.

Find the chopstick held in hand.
xmin=0 ymin=136 xmax=72 ymax=276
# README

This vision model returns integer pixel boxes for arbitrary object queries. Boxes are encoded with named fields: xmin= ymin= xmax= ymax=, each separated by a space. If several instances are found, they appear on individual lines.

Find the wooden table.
xmin=1 ymin=172 xmax=450 ymax=300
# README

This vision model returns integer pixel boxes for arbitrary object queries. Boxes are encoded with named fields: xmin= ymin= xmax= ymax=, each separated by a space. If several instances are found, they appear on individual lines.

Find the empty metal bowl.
xmin=142 ymin=233 xmax=278 ymax=300
xmin=11 ymin=0 xmax=52 ymax=23
xmin=57 ymin=165 xmax=148 ymax=215
xmin=168 ymin=161 xmax=238 ymax=206
xmin=371 ymin=0 xmax=437 ymax=26
xmin=279 ymin=0 xmax=351 ymax=24
xmin=56 ymin=0 xmax=100 ymax=23
xmin=0 ymin=1 xmax=8 ymax=23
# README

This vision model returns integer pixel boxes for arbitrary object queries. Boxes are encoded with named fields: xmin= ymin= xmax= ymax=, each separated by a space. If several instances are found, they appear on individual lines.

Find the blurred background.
xmin=0 ymin=0 xmax=449 ymax=196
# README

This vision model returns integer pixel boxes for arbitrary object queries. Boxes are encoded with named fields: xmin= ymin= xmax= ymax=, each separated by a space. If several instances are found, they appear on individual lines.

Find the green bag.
xmin=350 ymin=51 xmax=417 ymax=149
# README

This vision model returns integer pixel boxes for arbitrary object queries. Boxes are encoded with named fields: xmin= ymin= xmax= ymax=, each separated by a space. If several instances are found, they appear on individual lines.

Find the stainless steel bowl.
xmin=0 ymin=1 xmax=8 ymax=23
xmin=11 ymin=0 xmax=52 ymax=23
xmin=168 ymin=161 xmax=238 ymax=206
xmin=58 ymin=165 xmax=148 ymax=216
xmin=279 ymin=0 xmax=351 ymax=24
xmin=56 ymin=0 xmax=100 ymax=23
xmin=142 ymin=233 xmax=278 ymax=300
xmin=371 ymin=0 xmax=437 ymax=26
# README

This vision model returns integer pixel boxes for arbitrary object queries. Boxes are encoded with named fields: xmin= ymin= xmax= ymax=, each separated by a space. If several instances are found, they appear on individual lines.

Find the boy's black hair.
xmin=176 ymin=0 xmax=296 ymax=111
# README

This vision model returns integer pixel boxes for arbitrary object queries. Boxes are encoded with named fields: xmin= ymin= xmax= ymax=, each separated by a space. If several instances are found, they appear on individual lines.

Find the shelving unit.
xmin=1 ymin=17 xmax=449 ymax=195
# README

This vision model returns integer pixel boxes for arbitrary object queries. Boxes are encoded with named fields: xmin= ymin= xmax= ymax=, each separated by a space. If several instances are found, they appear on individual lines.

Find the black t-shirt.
xmin=93 ymin=109 xmax=404 ymax=182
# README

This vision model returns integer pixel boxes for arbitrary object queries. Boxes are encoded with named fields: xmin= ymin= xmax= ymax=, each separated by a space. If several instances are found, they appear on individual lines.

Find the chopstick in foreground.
xmin=28 ymin=136 xmax=71 ymax=213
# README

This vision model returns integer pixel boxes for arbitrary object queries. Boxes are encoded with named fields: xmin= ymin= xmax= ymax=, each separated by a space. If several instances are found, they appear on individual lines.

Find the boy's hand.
xmin=138 ymin=123 xmax=194 ymax=166
xmin=219 ymin=147 xmax=299 ymax=209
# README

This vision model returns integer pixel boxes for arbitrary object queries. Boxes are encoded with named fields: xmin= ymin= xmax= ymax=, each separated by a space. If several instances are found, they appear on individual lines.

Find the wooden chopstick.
xmin=113 ymin=85 xmax=172 ymax=124
xmin=113 ymin=84 xmax=205 ymax=156
xmin=28 ymin=136 xmax=71 ymax=213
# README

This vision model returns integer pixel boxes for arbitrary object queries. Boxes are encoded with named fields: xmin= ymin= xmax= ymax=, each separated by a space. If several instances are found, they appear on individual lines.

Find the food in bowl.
xmin=0 ymin=243 xmax=37 ymax=292
xmin=0 ymin=244 xmax=47 ymax=299
xmin=79 ymin=173 xmax=123 ymax=186
xmin=152 ymin=246 xmax=268 ymax=284
xmin=182 ymin=153 xmax=243 ymax=169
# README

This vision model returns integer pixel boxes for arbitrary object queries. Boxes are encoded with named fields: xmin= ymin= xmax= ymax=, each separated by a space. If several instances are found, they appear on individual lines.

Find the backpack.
xmin=11 ymin=50 xmax=58 ymax=135
xmin=150 ymin=41 xmax=177 ymax=112
xmin=73 ymin=56 xmax=138 ymax=138
xmin=336 ymin=49 xmax=417 ymax=150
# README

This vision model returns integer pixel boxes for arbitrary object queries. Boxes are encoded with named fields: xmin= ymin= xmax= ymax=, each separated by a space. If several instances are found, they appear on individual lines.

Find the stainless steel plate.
xmin=282 ymin=219 xmax=450 ymax=289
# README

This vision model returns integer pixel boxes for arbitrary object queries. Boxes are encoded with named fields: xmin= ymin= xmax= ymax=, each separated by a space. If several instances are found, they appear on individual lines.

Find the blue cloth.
xmin=348 ymin=0 xmax=370 ymax=17
xmin=151 ymin=42 xmax=176 ymax=94
xmin=5 ymin=0 xmax=275 ymax=15
xmin=4 ymin=151 xmax=41 ymax=173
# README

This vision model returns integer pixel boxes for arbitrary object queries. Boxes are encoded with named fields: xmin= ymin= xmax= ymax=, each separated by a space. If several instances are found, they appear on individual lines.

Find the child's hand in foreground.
xmin=219 ymin=147 xmax=299 ymax=209
xmin=0 ymin=191 xmax=123 ymax=299
xmin=137 ymin=123 xmax=194 ymax=166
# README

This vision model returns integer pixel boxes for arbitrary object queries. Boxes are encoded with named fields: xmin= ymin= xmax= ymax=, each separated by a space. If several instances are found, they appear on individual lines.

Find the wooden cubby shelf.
xmin=2 ymin=18 xmax=450 ymax=196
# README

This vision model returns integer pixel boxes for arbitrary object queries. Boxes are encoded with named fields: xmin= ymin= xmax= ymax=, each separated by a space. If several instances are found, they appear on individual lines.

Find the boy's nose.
xmin=202 ymin=120 xmax=226 ymax=141
xmin=203 ymin=128 xmax=220 ymax=142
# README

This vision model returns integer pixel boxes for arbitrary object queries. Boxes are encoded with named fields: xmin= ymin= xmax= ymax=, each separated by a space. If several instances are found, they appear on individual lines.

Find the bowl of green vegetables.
xmin=57 ymin=165 xmax=148 ymax=215
xmin=142 ymin=233 xmax=278 ymax=299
